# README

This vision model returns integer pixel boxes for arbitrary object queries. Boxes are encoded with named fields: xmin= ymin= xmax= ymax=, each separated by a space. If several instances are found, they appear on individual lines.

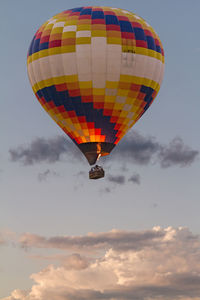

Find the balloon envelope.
xmin=27 ymin=6 xmax=164 ymax=165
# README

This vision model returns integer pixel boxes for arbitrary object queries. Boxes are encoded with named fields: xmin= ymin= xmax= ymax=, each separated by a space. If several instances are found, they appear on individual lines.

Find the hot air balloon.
xmin=27 ymin=6 xmax=164 ymax=179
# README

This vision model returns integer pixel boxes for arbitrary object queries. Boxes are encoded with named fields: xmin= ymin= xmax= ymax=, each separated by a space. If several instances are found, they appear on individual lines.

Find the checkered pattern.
xmin=27 ymin=6 xmax=164 ymax=155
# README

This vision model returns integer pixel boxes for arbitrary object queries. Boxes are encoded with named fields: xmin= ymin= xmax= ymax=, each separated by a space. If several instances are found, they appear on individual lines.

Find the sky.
xmin=1 ymin=0 xmax=200 ymax=299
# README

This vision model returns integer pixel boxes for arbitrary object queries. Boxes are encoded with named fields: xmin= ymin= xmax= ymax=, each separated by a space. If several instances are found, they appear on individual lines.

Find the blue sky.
xmin=1 ymin=1 xmax=200 ymax=299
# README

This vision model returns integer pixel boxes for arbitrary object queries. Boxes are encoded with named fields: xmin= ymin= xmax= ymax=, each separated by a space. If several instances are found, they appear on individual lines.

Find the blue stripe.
xmin=119 ymin=20 xmax=133 ymax=32
xmin=36 ymin=86 xmax=118 ymax=143
xmin=28 ymin=36 xmax=35 ymax=56
xmin=70 ymin=7 xmax=84 ymax=12
xmin=92 ymin=11 xmax=104 ymax=19
xmin=146 ymin=36 xmax=156 ymax=51
xmin=80 ymin=8 xmax=92 ymax=15
xmin=105 ymin=15 xmax=118 ymax=25
xmin=134 ymin=27 xmax=146 ymax=41
xmin=156 ymin=45 xmax=162 ymax=53
xmin=140 ymin=85 xmax=155 ymax=111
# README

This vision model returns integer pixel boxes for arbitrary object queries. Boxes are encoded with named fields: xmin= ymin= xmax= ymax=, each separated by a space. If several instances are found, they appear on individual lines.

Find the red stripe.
xmin=144 ymin=29 xmax=153 ymax=36
xmin=103 ymin=109 xmax=113 ymax=116
xmin=49 ymin=40 xmax=62 ymax=48
xmin=154 ymin=38 xmax=160 ymax=46
xmin=81 ymin=95 xmax=93 ymax=103
xmin=138 ymin=93 xmax=145 ymax=100
xmin=68 ymin=111 xmax=76 ymax=117
xmin=92 ymin=19 xmax=105 ymax=24
xmin=110 ymin=116 xmax=118 ymax=123
xmin=57 ymin=105 xmax=66 ymax=113
xmin=117 ymin=16 xmax=129 ymax=21
xmin=95 ymin=128 xmax=101 ymax=135
xmin=114 ymin=124 xmax=121 ymax=130
xmin=130 ymin=84 xmax=141 ymax=91
xmin=35 ymin=31 xmax=42 ymax=39
xmin=79 ymin=15 xmax=92 ymax=19
xmin=136 ymin=40 xmax=147 ymax=47
xmin=88 ymin=122 xmax=95 ymax=129
xmin=104 ymin=11 xmax=115 ymax=15
xmin=94 ymin=102 xmax=104 ymax=109
xmin=106 ymin=24 xmax=120 ymax=31
xmin=121 ymin=32 xmax=134 ymax=38
xmin=39 ymin=96 xmax=46 ymax=106
xmin=78 ymin=116 xmax=86 ymax=123
xmin=55 ymin=83 xmax=67 ymax=92
xmin=132 ymin=22 xmax=142 ymax=28
xmin=69 ymin=89 xmax=80 ymax=97
xmin=40 ymin=35 xmax=50 ymax=43
xmin=70 ymin=12 xmax=82 ymax=16
xmin=47 ymin=101 xmax=55 ymax=109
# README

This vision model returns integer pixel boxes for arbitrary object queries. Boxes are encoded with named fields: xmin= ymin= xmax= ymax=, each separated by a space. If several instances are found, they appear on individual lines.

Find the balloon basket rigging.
xmin=89 ymin=165 xmax=105 ymax=180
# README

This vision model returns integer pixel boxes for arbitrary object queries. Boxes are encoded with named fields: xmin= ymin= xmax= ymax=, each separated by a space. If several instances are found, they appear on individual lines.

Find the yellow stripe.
xmin=106 ymin=81 xmax=119 ymax=89
xmin=93 ymin=88 xmax=105 ymax=95
xmin=32 ymin=75 xmax=79 ymax=93
xmin=76 ymin=37 xmax=91 ymax=44
xmin=51 ymin=27 xmax=64 ymax=34
xmin=62 ymin=31 xmax=76 ymax=38
xmin=117 ymin=89 xmax=129 ymax=96
xmin=31 ymin=72 xmax=161 ymax=94
xmin=135 ymin=47 xmax=164 ymax=63
xmin=107 ymin=37 xmax=121 ymax=44
xmin=64 ymin=19 xmax=79 ymax=26
xmin=91 ymin=30 xmax=107 ymax=37
xmin=104 ymin=95 xmax=116 ymax=103
xmin=27 ymin=45 xmax=164 ymax=65
xmin=79 ymin=81 xmax=92 ymax=88
xmin=77 ymin=24 xmax=91 ymax=31
xmin=27 ymin=46 xmax=77 ymax=64
xmin=120 ymin=75 xmax=161 ymax=92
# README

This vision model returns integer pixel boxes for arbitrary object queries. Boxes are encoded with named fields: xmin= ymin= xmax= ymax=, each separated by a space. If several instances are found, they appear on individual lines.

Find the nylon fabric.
xmin=27 ymin=6 xmax=164 ymax=155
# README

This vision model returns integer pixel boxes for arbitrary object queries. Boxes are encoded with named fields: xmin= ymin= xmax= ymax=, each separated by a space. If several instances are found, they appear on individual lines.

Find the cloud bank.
xmin=106 ymin=173 xmax=140 ymax=187
xmin=38 ymin=169 xmax=59 ymax=182
xmin=3 ymin=227 xmax=200 ymax=300
xmin=158 ymin=137 xmax=199 ymax=168
xmin=9 ymin=136 xmax=81 ymax=165
xmin=19 ymin=228 xmax=164 ymax=252
xmin=9 ymin=132 xmax=198 ymax=169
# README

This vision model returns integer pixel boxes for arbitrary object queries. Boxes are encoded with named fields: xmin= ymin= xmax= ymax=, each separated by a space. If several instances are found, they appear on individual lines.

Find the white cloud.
xmin=2 ymin=227 xmax=200 ymax=300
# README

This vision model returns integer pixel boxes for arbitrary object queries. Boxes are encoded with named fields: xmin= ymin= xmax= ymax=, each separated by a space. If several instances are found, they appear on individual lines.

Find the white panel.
xmin=127 ymin=112 xmax=134 ymax=119
xmin=121 ymin=52 xmax=135 ymax=70
xmin=29 ymin=57 xmax=43 ymax=88
xmin=28 ymin=51 xmax=164 ymax=86
xmin=61 ymin=53 xmax=77 ymax=76
xmin=76 ymin=31 xmax=91 ymax=38
xmin=158 ymin=64 xmax=165 ymax=86
xmin=105 ymin=88 xmax=117 ymax=96
xmin=28 ymin=53 xmax=77 ymax=85
xmin=91 ymin=37 xmax=106 ymax=88
xmin=27 ymin=61 xmax=37 ymax=87
xmin=106 ymin=44 xmax=121 ymax=81
xmin=116 ymin=96 xmax=126 ymax=103
xmin=144 ymin=21 xmax=151 ymax=28
xmin=47 ymin=19 xmax=57 ymax=25
xmin=142 ymin=55 xmax=157 ymax=85
xmin=133 ymin=14 xmax=142 ymax=20
xmin=76 ymin=44 xmax=92 ymax=81
xmin=78 ymin=74 xmax=92 ymax=81
xmin=63 ymin=25 xmax=77 ymax=32
xmin=123 ymin=104 xmax=132 ymax=111
xmin=121 ymin=54 xmax=164 ymax=84
xmin=53 ymin=22 xmax=65 ymax=28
